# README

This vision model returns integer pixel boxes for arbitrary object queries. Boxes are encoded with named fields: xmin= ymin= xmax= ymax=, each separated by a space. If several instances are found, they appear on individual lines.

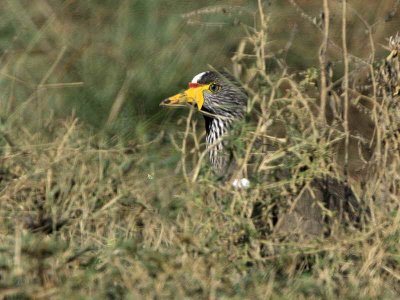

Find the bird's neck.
xmin=204 ymin=115 xmax=237 ymax=175
xmin=205 ymin=116 xmax=232 ymax=141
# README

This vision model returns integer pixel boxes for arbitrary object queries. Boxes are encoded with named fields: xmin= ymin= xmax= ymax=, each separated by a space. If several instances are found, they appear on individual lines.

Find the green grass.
xmin=1 ymin=1 xmax=400 ymax=299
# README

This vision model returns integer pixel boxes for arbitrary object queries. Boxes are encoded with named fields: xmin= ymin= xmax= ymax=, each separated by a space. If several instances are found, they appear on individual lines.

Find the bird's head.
xmin=160 ymin=71 xmax=247 ymax=119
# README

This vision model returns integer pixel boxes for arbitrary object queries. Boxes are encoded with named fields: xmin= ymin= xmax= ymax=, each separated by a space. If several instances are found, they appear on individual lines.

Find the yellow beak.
xmin=160 ymin=84 xmax=210 ymax=110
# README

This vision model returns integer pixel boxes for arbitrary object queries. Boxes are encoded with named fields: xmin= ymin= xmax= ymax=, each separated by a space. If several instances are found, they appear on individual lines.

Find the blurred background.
xmin=1 ymin=2 xmax=400 ymax=298
xmin=0 ymin=0 xmax=399 ymax=141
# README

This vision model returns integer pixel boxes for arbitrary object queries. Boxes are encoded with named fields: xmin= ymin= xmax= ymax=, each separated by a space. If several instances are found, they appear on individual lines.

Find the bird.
xmin=159 ymin=34 xmax=400 ymax=237
xmin=160 ymin=70 xmax=366 ymax=237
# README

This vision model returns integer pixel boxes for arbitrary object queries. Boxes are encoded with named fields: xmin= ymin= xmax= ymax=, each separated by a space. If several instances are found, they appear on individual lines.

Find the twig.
xmin=182 ymin=108 xmax=194 ymax=184
xmin=342 ymin=0 xmax=350 ymax=203
xmin=38 ymin=46 xmax=67 ymax=88
xmin=318 ymin=0 xmax=330 ymax=123
xmin=107 ymin=71 xmax=133 ymax=125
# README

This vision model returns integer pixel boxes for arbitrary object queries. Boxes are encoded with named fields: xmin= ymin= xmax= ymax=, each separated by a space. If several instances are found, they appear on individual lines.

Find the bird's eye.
xmin=209 ymin=83 xmax=221 ymax=93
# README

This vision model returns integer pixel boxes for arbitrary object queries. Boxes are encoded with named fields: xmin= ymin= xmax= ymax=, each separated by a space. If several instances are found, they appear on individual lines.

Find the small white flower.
xmin=232 ymin=178 xmax=251 ymax=189
xmin=147 ymin=174 xmax=154 ymax=180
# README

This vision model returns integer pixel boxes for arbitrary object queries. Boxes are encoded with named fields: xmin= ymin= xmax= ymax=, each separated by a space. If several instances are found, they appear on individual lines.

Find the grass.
xmin=1 ymin=0 xmax=400 ymax=299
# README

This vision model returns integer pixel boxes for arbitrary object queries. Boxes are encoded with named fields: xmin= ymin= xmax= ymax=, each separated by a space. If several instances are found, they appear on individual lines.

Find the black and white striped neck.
xmin=204 ymin=115 xmax=234 ymax=176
